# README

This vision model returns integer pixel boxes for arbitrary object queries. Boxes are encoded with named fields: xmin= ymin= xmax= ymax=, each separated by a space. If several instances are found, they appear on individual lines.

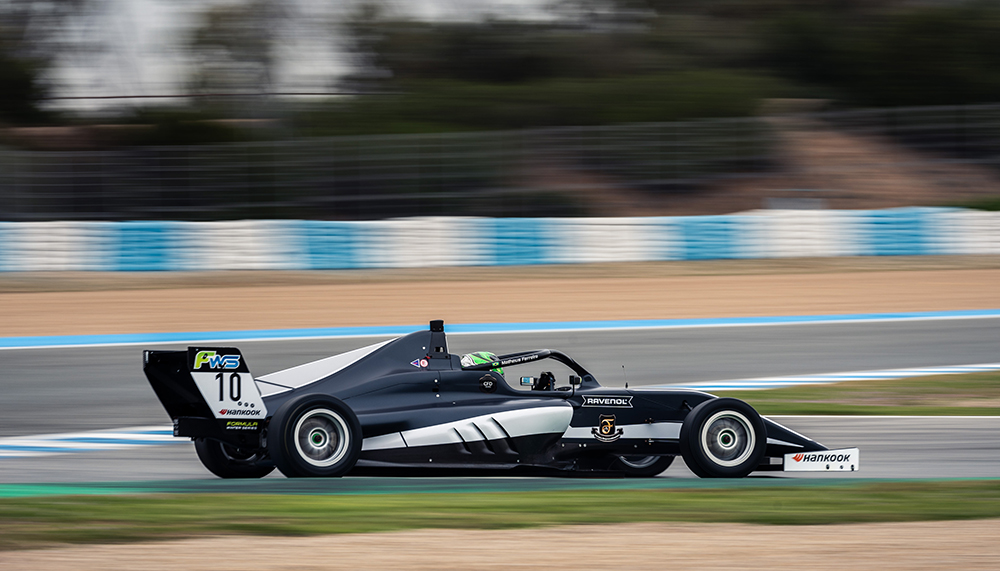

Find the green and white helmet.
xmin=460 ymin=351 xmax=503 ymax=375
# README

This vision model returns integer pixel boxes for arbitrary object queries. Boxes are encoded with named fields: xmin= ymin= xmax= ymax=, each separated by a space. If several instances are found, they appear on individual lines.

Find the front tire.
xmin=679 ymin=398 xmax=766 ymax=478
xmin=268 ymin=394 xmax=362 ymax=478
xmin=194 ymin=438 xmax=274 ymax=479
xmin=612 ymin=455 xmax=675 ymax=477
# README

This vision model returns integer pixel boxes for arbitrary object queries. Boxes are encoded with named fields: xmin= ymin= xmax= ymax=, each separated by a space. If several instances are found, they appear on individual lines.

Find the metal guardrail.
xmin=1 ymin=208 xmax=997 ymax=271
xmin=0 ymin=119 xmax=772 ymax=221
xmin=821 ymin=104 xmax=1000 ymax=162
xmin=1 ymin=104 xmax=998 ymax=222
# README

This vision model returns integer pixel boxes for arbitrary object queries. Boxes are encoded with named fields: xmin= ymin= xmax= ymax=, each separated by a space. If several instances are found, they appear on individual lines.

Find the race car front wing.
xmin=783 ymin=447 xmax=860 ymax=472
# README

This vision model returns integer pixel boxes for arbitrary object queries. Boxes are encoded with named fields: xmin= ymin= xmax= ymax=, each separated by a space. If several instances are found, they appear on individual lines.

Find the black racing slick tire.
xmin=679 ymin=398 xmax=766 ymax=478
xmin=268 ymin=394 xmax=362 ymax=478
xmin=612 ymin=455 xmax=675 ymax=477
xmin=194 ymin=438 xmax=275 ymax=479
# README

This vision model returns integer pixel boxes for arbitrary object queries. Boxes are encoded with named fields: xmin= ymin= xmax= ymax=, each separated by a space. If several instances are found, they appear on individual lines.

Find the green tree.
xmin=0 ymin=45 xmax=46 ymax=123
xmin=765 ymin=3 xmax=1000 ymax=107
xmin=187 ymin=0 xmax=288 ymax=95
xmin=0 ymin=0 xmax=93 ymax=124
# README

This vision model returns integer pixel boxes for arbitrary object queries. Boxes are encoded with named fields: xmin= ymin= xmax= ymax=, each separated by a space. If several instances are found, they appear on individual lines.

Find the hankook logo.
xmin=219 ymin=408 xmax=263 ymax=417
xmin=793 ymin=452 xmax=853 ymax=463
xmin=582 ymin=395 xmax=633 ymax=408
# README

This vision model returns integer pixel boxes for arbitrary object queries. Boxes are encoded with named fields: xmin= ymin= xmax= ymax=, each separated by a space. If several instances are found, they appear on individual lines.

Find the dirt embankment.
xmin=551 ymin=116 xmax=1000 ymax=217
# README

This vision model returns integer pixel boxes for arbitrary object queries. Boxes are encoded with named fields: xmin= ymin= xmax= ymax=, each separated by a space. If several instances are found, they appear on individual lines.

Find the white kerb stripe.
xmin=550 ymin=218 xmax=663 ymax=264
xmin=1 ymin=222 xmax=114 ymax=271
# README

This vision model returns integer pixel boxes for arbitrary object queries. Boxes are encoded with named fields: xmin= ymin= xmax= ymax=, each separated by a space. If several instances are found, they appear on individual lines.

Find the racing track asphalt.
xmin=0 ymin=416 xmax=997 ymax=485
xmin=2 ymin=317 xmax=998 ymax=437
xmin=1 ymin=318 xmax=998 ymax=486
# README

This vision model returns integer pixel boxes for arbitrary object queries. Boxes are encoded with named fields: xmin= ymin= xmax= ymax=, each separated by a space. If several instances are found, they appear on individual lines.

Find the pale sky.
xmin=47 ymin=0 xmax=554 ymax=113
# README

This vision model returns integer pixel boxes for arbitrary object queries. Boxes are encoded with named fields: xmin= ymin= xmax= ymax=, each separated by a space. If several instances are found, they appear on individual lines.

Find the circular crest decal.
xmin=479 ymin=374 xmax=498 ymax=394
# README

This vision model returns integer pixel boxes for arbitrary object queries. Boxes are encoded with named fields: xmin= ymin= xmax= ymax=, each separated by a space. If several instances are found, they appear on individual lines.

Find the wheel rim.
xmin=618 ymin=455 xmax=660 ymax=469
xmin=700 ymin=410 xmax=755 ymax=467
xmin=293 ymin=408 xmax=350 ymax=467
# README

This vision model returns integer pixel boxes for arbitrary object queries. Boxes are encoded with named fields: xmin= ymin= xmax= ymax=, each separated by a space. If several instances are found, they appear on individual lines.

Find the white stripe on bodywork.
xmin=561 ymin=421 xmax=681 ymax=440
xmin=361 ymin=405 xmax=573 ymax=451
xmin=361 ymin=432 xmax=407 ymax=451
xmin=256 ymin=339 xmax=396 ymax=396
xmin=766 ymin=437 xmax=803 ymax=448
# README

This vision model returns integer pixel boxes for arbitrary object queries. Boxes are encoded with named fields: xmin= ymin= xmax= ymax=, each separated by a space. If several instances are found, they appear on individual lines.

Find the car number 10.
xmin=216 ymin=372 xmax=241 ymax=402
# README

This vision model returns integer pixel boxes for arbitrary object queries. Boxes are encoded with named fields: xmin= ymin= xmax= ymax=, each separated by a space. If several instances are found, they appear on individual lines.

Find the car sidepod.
xmin=559 ymin=387 xmax=830 ymax=474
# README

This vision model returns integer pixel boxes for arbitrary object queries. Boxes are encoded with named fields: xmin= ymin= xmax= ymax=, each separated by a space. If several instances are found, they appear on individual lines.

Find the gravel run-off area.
xmin=3 ymin=520 xmax=999 ymax=570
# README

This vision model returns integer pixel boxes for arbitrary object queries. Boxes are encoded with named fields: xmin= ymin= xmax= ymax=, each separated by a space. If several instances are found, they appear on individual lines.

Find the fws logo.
xmin=193 ymin=351 xmax=241 ymax=370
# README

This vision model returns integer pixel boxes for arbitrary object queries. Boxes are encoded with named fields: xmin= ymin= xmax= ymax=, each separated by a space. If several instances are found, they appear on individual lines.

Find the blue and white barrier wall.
xmin=0 ymin=208 xmax=997 ymax=271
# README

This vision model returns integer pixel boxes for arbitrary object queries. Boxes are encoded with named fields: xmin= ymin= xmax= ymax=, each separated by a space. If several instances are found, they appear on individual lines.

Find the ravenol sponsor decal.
xmin=193 ymin=351 xmax=241 ymax=370
xmin=582 ymin=395 xmax=633 ymax=408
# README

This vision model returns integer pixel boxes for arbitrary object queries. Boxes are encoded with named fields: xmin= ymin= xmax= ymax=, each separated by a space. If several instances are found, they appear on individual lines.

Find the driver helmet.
xmin=460 ymin=351 xmax=504 ymax=376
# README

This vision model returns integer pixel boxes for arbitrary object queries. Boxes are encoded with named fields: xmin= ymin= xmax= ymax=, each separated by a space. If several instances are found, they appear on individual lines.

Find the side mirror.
xmin=569 ymin=375 xmax=582 ymax=386
xmin=520 ymin=376 xmax=535 ymax=386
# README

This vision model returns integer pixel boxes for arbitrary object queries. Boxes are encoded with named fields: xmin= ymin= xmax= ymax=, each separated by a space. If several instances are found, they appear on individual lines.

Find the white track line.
xmin=0 ymin=426 xmax=177 ymax=458
xmin=654 ymin=363 xmax=1000 ymax=391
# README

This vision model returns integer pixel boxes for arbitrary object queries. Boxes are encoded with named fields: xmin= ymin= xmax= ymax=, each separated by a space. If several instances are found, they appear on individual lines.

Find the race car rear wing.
xmin=144 ymin=347 xmax=268 ymax=448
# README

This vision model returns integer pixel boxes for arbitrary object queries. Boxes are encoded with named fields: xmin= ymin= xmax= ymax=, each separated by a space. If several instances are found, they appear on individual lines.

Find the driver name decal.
xmin=582 ymin=395 xmax=633 ymax=408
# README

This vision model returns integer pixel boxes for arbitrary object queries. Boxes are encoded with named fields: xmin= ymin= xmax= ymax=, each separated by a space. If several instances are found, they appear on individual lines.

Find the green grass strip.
xmin=714 ymin=371 xmax=1000 ymax=416
xmin=1 ymin=480 xmax=998 ymax=550
xmin=0 ymin=475 xmax=872 ymax=499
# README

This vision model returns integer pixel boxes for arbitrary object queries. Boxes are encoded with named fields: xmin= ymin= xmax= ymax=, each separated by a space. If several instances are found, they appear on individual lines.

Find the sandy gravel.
xmin=3 ymin=519 xmax=999 ymax=570
xmin=1 ymin=259 xmax=998 ymax=337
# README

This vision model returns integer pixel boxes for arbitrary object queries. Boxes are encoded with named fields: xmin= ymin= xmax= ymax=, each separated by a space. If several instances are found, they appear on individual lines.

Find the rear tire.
xmin=268 ymin=394 xmax=362 ymax=478
xmin=679 ymin=398 xmax=766 ymax=478
xmin=612 ymin=455 xmax=674 ymax=477
xmin=194 ymin=438 xmax=274 ymax=479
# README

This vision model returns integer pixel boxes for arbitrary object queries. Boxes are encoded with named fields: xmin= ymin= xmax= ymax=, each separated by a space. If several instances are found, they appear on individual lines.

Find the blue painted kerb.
xmin=3 ymin=309 xmax=1000 ymax=350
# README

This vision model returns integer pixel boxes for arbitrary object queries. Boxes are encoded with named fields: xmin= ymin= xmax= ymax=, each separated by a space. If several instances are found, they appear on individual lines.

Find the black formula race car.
xmin=144 ymin=320 xmax=858 ymax=479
